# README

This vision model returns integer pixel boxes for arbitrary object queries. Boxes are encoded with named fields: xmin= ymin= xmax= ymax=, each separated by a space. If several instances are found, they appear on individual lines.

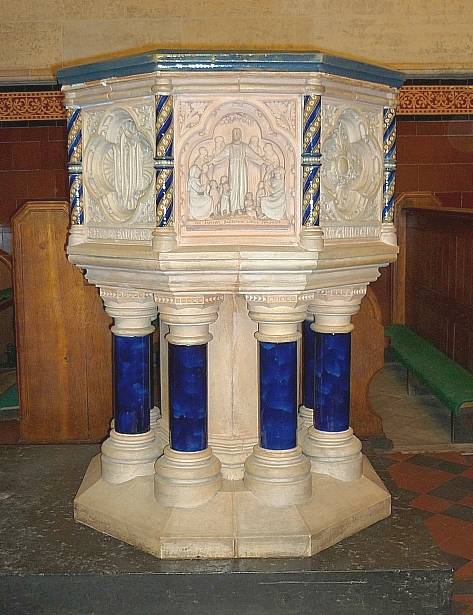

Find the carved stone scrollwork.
xmin=83 ymin=105 xmax=155 ymax=233
xmin=320 ymin=102 xmax=383 ymax=240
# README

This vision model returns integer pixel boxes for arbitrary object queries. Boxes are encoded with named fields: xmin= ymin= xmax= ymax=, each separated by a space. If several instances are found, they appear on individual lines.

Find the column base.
xmin=154 ymin=446 xmax=222 ymax=508
xmin=101 ymin=429 xmax=160 ymax=485
xmin=297 ymin=405 xmax=314 ymax=445
xmin=149 ymin=406 xmax=160 ymax=432
xmin=380 ymin=222 xmax=397 ymax=246
xmin=300 ymin=227 xmax=324 ymax=251
xmin=303 ymin=427 xmax=363 ymax=482
xmin=68 ymin=225 xmax=86 ymax=247
xmin=152 ymin=228 xmax=177 ymax=252
xmin=244 ymin=445 xmax=312 ymax=507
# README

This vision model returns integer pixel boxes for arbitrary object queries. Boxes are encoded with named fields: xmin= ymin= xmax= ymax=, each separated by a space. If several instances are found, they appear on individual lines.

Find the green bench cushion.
xmin=0 ymin=287 xmax=12 ymax=302
xmin=385 ymin=324 xmax=473 ymax=416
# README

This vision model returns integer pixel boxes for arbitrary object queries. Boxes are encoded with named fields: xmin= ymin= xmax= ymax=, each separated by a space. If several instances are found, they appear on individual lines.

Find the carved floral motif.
xmin=320 ymin=102 xmax=383 ymax=240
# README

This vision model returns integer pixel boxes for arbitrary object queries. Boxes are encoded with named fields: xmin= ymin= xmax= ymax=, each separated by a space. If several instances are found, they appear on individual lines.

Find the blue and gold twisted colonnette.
xmin=382 ymin=107 xmax=396 ymax=223
xmin=66 ymin=107 xmax=83 ymax=225
xmin=302 ymin=95 xmax=321 ymax=226
xmin=155 ymin=94 xmax=174 ymax=228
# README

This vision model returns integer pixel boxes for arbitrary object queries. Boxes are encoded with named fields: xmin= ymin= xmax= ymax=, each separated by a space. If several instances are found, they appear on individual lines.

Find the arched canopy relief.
xmin=174 ymin=95 xmax=300 ymax=245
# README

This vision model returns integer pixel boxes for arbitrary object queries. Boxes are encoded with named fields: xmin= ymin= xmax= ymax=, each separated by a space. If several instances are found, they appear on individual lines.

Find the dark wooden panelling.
xmin=351 ymin=287 xmax=384 ymax=437
xmin=395 ymin=196 xmax=473 ymax=372
xmin=12 ymin=202 xmax=112 ymax=443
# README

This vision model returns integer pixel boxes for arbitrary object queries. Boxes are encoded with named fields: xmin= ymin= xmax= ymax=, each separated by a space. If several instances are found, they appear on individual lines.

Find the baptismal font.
xmin=58 ymin=50 xmax=402 ymax=558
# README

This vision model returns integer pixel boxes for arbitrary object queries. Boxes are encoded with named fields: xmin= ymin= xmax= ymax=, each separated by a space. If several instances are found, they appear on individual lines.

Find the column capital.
xmin=100 ymin=287 xmax=157 ymax=336
xmin=308 ymin=284 xmax=367 ymax=333
xmin=155 ymin=293 xmax=223 ymax=345
xmin=245 ymin=293 xmax=310 ymax=343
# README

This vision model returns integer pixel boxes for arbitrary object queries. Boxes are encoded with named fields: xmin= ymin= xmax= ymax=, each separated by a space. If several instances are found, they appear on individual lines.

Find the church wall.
xmin=1 ymin=0 xmax=473 ymax=80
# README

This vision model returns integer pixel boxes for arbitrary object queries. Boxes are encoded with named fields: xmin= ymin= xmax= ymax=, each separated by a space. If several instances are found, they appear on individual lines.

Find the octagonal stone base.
xmin=74 ymin=455 xmax=390 ymax=559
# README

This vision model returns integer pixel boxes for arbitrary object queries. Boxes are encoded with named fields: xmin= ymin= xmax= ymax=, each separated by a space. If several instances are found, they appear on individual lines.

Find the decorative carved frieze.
xmin=155 ymin=294 xmax=224 ymax=306
xmin=100 ymin=287 xmax=155 ymax=302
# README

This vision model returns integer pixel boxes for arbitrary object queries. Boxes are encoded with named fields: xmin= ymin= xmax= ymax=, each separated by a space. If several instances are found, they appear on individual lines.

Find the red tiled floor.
xmin=460 ymin=494 xmax=473 ymax=509
xmin=388 ymin=461 xmax=454 ymax=494
xmin=410 ymin=493 xmax=452 ymax=513
xmin=434 ymin=453 xmax=473 ymax=467
xmin=385 ymin=452 xmax=415 ymax=462
xmin=424 ymin=514 xmax=473 ymax=548
xmin=441 ymin=535 xmax=473 ymax=561
xmin=454 ymin=594 xmax=473 ymax=605
xmin=455 ymin=561 xmax=473 ymax=580
xmin=382 ymin=450 xmax=473 ymax=612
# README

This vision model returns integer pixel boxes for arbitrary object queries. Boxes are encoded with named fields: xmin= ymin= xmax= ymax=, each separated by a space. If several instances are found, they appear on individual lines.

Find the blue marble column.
xmin=154 ymin=297 xmax=222 ymax=508
xmin=259 ymin=341 xmax=298 ymax=451
xmin=314 ymin=332 xmax=351 ymax=433
xmin=113 ymin=334 xmax=152 ymax=434
xmin=302 ymin=290 xmax=363 ymax=481
xmin=101 ymin=293 xmax=159 ymax=485
xmin=302 ymin=317 xmax=316 ymax=413
xmin=244 ymin=299 xmax=311 ymax=506
xmin=168 ymin=343 xmax=208 ymax=452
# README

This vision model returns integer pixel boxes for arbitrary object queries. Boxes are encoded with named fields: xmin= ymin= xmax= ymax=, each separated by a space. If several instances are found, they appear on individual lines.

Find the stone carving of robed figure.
xmin=210 ymin=127 xmax=265 ymax=214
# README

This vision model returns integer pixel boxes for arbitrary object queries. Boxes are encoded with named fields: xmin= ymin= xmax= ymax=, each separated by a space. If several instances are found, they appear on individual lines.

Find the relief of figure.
xmin=209 ymin=179 xmax=220 ymax=214
xmin=262 ymin=142 xmax=280 ymax=181
xmin=188 ymin=165 xmax=213 ymax=220
xmin=260 ymin=166 xmax=287 ymax=220
xmin=219 ymin=176 xmax=231 ymax=216
xmin=248 ymin=135 xmax=264 ymax=194
xmin=244 ymin=192 xmax=257 ymax=218
xmin=211 ymin=127 xmax=266 ymax=214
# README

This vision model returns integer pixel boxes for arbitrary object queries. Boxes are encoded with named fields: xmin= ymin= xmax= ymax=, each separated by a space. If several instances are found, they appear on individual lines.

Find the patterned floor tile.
xmin=410 ymin=493 xmax=452 ymax=513
xmin=444 ymin=504 xmax=473 ymax=523
xmin=460 ymin=494 xmax=473 ymax=509
xmin=408 ymin=454 xmax=467 ymax=474
xmin=430 ymin=481 xmax=473 ymax=502
xmin=456 ymin=561 xmax=473 ymax=580
xmin=388 ymin=461 xmax=454 ymax=494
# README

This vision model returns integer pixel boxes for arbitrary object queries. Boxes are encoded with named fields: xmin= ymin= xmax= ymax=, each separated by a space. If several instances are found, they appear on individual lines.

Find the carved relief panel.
xmin=320 ymin=99 xmax=383 ymax=240
xmin=82 ymin=101 xmax=155 ymax=242
xmin=175 ymin=95 xmax=300 ymax=244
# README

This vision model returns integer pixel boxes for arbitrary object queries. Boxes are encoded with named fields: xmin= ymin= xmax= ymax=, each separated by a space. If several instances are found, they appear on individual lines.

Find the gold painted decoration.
xmin=398 ymin=85 xmax=473 ymax=116
xmin=0 ymin=91 xmax=65 ymax=121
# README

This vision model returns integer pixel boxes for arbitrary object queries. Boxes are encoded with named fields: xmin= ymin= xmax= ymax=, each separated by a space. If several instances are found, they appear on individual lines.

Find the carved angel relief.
xmin=176 ymin=96 xmax=298 ymax=235
xmin=320 ymin=103 xmax=383 ymax=239
xmin=84 ymin=106 xmax=155 ymax=227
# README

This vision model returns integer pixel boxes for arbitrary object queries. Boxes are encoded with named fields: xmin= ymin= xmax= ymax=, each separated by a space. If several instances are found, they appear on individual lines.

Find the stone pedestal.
xmin=57 ymin=50 xmax=403 ymax=559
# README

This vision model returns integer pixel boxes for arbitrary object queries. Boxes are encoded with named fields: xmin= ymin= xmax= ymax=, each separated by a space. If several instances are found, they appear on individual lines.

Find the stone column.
xmin=66 ymin=106 xmax=85 ymax=246
xmin=154 ymin=294 xmax=222 ymax=508
xmin=381 ymin=105 xmax=397 ymax=246
xmin=298 ymin=315 xmax=316 ymax=443
xmin=152 ymin=92 xmax=176 ymax=252
xmin=303 ymin=286 xmax=366 ymax=481
xmin=244 ymin=296 xmax=311 ymax=507
xmin=300 ymin=93 xmax=324 ymax=252
xmin=100 ymin=288 xmax=161 ymax=484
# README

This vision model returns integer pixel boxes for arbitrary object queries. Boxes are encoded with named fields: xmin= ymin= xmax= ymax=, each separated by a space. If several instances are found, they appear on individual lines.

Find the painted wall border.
xmin=1 ymin=84 xmax=473 ymax=122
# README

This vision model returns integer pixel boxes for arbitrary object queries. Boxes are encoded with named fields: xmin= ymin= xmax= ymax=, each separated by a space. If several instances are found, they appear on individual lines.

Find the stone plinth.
xmin=75 ymin=455 xmax=390 ymax=559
